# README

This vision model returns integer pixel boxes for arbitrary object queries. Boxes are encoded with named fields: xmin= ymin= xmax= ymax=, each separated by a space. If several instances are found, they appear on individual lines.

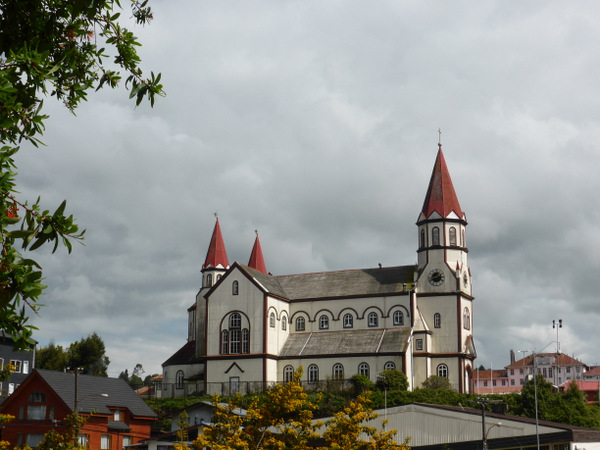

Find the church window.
xmin=296 ymin=317 xmax=305 ymax=331
xmin=230 ymin=313 xmax=241 ymax=328
xmin=217 ymin=274 xmax=222 ymax=282
xmin=206 ymin=274 xmax=213 ymax=287
xmin=358 ymin=363 xmax=370 ymax=378
xmin=332 ymin=363 xmax=344 ymax=380
xmin=432 ymin=227 xmax=440 ymax=246
xmin=283 ymin=365 xmax=294 ymax=383
xmin=176 ymin=370 xmax=184 ymax=389
xmin=319 ymin=315 xmax=329 ymax=329
xmin=308 ymin=365 xmax=319 ymax=383
xmin=368 ymin=312 xmax=378 ymax=327
xmin=434 ymin=313 xmax=441 ymax=328
xmin=449 ymin=227 xmax=457 ymax=246
xmin=463 ymin=308 xmax=470 ymax=330
xmin=232 ymin=280 xmax=239 ymax=295
xmin=384 ymin=361 xmax=396 ymax=371
xmin=437 ymin=364 xmax=448 ymax=378
xmin=416 ymin=339 xmax=423 ymax=350
xmin=462 ymin=229 xmax=466 ymax=246
xmin=281 ymin=315 xmax=287 ymax=331
xmin=230 ymin=329 xmax=241 ymax=354
xmin=393 ymin=311 xmax=404 ymax=326
xmin=221 ymin=330 xmax=229 ymax=354
xmin=343 ymin=314 xmax=353 ymax=328
xmin=242 ymin=329 xmax=249 ymax=353
xmin=420 ymin=229 xmax=425 ymax=248
xmin=270 ymin=312 xmax=276 ymax=328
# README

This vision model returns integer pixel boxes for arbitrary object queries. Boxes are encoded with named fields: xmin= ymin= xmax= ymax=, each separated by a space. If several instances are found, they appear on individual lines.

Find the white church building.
xmin=161 ymin=144 xmax=476 ymax=397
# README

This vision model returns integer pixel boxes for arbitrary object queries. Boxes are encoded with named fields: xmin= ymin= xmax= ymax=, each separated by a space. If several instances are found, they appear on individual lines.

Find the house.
xmin=0 ymin=331 xmax=36 ymax=399
xmin=0 ymin=369 xmax=157 ymax=448
xmin=473 ymin=369 xmax=520 ymax=395
xmin=162 ymin=144 xmax=477 ymax=396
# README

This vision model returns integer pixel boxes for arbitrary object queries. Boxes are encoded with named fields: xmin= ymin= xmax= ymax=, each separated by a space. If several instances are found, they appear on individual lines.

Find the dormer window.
xmin=113 ymin=410 xmax=121 ymax=421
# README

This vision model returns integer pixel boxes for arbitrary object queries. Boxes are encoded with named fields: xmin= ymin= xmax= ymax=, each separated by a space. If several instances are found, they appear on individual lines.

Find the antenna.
xmin=438 ymin=128 xmax=442 ymax=147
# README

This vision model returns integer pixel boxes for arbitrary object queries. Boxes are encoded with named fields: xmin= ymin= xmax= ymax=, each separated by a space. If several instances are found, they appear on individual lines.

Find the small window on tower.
xmin=449 ymin=227 xmax=457 ymax=246
xmin=432 ymin=227 xmax=440 ymax=246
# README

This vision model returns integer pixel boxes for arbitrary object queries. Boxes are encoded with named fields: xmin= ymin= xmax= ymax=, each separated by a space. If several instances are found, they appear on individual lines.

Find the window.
xmin=308 ymin=364 xmax=319 ymax=383
xmin=463 ymin=308 xmax=470 ymax=330
xmin=269 ymin=312 xmax=276 ymax=328
xmin=10 ymin=360 xmax=22 ymax=373
xmin=332 ymin=363 xmax=344 ymax=380
xmin=462 ymin=229 xmax=466 ymax=246
xmin=122 ymin=436 xmax=132 ymax=448
xmin=434 ymin=313 xmax=441 ymax=328
xmin=319 ymin=315 xmax=329 ymax=330
xmin=567 ymin=367 xmax=571 ymax=373
xmin=483 ymin=381 xmax=488 ymax=387
xmin=206 ymin=273 xmax=213 ymax=287
xmin=283 ymin=365 xmax=294 ymax=383
xmin=22 ymin=361 xmax=29 ymax=374
xmin=296 ymin=317 xmax=305 ymax=331
xmin=242 ymin=329 xmax=249 ymax=354
xmin=358 ymin=363 xmax=370 ymax=378
xmin=281 ymin=316 xmax=287 ymax=331
xmin=113 ymin=410 xmax=121 ymax=421
xmin=384 ymin=361 xmax=396 ymax=371
xmin=222 ymin=313 xmax=248 ymax=354
xmin=342 ymin=314 xmax=353 ymax=328
xmin=501 ymin=380 xmax=506 ymax=386
xmin=26 ymin=434 xmax=45 ymax=448
xmin=416 ymin=339 xmax=423 ymax=350
xmin=28 ymin=391 xmax=45 ymax=402
xmin=493 ymin=380 xmax=497 ymax=386
xmin=176 ymin=370 xmax=184 ymax=389
xmin=101 ymin=434 xmax=112 ymax=450
xmin=449 ymin=227 xmax=457 ymax=246
xmin=217 ymin=274 xmax=222 ymax=282
xmin=8 ymin=383 xmax=14 ymax=394
xmin=232 ymin=280 xmax=239 ymax=295
xmin=229 ymin=377 xmax=239 ymax=394
xmin=432 ymin=227 xmax=440 ymax=246
xmin=510 ymin=369 xmax=514 ymax=375
xmin=230 ymin=329 xmax=241 ymax=354
xmin=393 ymin=311 xmax=404 ymax=326
xmin=221 ymin=330 xmax=229 ymax=354
xmin=420 ymin=229 xmax=425 ymax=248
xmin=368 ymin=312 xmax=378 ymax=327
xmin=511 ymin=379 xmax=515 ymax=386
xmin=437 ymin=364 xmax=448 ymax=378
xmin=230 ymin=313 xmax=241 ymax=328
xmin=548 ymin=368 xmax=553 ymax=378
xmin=27 ymin=405 xmax=46 ymax=420
xmin=78 ymin=435 xmax=89 ymax=447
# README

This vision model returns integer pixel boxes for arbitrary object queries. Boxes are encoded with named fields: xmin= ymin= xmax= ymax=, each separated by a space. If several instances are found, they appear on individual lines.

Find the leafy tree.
xmin=36 ymin=341 xmax=69 ymax=371
xmin=67 ymin=332 xmax=110 ymax=376
xmin=119 ymin=364 xmax=145 ymax=389
xmin=421 ymin=375 xmax=453 ymax=391
xmin=36 ymin=411 xmax=88 ymax=450
xmin=174 ymin=411 xmax=191 ymax=450
xmin=376 ymin=370 xmax=409 ymax=392
xmin=351 ymin=374 xmax=375 ymax=396
xmin=0 ymin=0 xmax=164 ymax=350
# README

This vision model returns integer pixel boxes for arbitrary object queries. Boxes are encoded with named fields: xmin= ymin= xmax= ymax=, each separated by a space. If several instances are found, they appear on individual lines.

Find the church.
xmin=161 ymin=144 xmax=476 ymax=397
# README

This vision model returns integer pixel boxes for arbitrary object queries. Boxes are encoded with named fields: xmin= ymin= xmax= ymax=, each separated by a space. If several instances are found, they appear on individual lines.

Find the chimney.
xmin=510 ymin=349 xmax=515 ymax=364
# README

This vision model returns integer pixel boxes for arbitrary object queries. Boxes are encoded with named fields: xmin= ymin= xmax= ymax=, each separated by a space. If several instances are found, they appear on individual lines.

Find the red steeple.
xmin=420 ymin=145 xmax=464 ymax=220
xmin=248 ymin=232 xmax=267 ymax=274
xmin=203 ymin=218 xmax=229 ymax=270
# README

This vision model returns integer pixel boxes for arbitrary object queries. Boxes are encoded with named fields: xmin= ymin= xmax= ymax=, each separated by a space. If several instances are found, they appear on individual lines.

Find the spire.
xmin=248 ymin=231 xmax=267 ymax=274
xmin=420 ymin=145 xmax=464 ymax=220
xmin=202 ymin=217 xmax=229 ymax=270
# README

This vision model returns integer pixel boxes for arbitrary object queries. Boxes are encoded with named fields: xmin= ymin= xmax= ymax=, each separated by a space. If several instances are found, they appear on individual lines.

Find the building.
xmin=162 ymin=144 xmax=476 ymax=395
xmin=0 ymin=369 xmax=157 ymax=449
xmin=0 ymin=331 xmax=36 ymax=399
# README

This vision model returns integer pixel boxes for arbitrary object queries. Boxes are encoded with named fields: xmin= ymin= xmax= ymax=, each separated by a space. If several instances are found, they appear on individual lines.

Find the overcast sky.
xmin=14 ymin=0 xmax=600 ymax=378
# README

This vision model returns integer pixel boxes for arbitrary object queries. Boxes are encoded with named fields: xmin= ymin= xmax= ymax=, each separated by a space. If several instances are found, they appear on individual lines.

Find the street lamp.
xmin=552 ymin=319 xmax=562 ymax=386
xmin=484 ymin=421 xmax=502 ymax=450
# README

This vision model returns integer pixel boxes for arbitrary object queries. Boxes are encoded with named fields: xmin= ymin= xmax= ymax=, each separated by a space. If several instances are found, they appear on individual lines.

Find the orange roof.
xmin=248 ymin=233 xmax=267 ymax=274
xmin=420 ymin=146 xmax=464 ymax=220
xmin=505 ymin=353 xmax=587 ymax=370
xmin=203 ymin=218 xmax=229 ymax=270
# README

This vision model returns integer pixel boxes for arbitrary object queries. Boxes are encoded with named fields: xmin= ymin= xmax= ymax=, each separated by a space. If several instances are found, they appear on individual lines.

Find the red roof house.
xmin=0 ymin=369 xmax=156 ymax=448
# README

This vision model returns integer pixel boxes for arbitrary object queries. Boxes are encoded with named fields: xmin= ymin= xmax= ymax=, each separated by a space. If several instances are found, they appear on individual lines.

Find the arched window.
xmin=308 ymin=364 xmax=319 ymax=383
xmin=230 ymin=313 xmax=241 ymax=328
xmin=358 ymin=362 xmax=370 ymax=378
xmin=434 ymin=313 xmax=441 ymax=328
xmin=462 ymin=229 xmax=466 ymax=246
xmin=420 ymin=229 xmax=426 ymax=248
xmin=232 ymin=280 xmax=239 ymax=295
xmin=221 ymin=330 xmax=229 ymax=354
xmin=343 ymin=314 xmax=353 ymax=328
xmin=242 ymin=329 xmax=249 ymax=353
xmin=393 ymin=311 xmax=404 ymax=326
xmin=319 ymin=315 xmax=329 ymax=329
xmin=176 ymin=370 xmax=184 ymax=389
xmin=449 ymin=227 xmax=457 ymax=246
xmin=283 ymin=365 xmax=294 ymax=383
xmin=281 ymin=315 xmax=287 ymax=331
xmin=332 ymin=363 xmax=344 ymax=380
xmin=437 ymin=364 xmax=448 ymax=378
xmin=296 ymin=317 xmax=305 ymax=331
xmin=432 ymin=227 xmax=440 ymax=246
xmin=270 ymin=312 xmax=276 ymax=328
xmin=217 ymin=274 xmax=222 ymax=282
xmin=368 ymin=312 xmax=378 ymax=327
xmin=463 ymin=307 xmax=470 ymax=330
xmin=384 ymin=361 xmax=396 ymax=371
xmin=206 ymin=273 xmax=213 ymax=287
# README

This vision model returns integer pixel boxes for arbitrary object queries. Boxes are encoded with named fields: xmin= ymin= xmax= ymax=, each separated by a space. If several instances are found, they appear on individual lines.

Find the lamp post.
xmin=552 ymin=319 xmax=562 ymax=386
xmin=477 ymin=399 xmax=501 ymax=450
xmin=484 ymin=421 xmax=502 ymax=449
xmin=376 ymin=375 xmax=388 ymax=426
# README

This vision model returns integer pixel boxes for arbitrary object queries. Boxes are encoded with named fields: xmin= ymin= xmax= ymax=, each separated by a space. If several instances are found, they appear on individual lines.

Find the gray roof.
xmin=279 ymin=328 xmax=411 ymax=357
xmin=239 ymin=264 xmax=415 ymax=300
xmin=35 ymin=369 xmax=156 ymax=418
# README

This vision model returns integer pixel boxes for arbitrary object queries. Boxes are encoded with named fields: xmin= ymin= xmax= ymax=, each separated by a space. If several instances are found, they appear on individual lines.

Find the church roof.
xmin=420 ymin=146 xmax=464 ymax=221
xmin=248 ymin=234 xmax=267 ymax=274
xmin=203 ymin=219 xmax=229 ymax=270
xmin=237 ymin=264 xmax=415 ymax=300
xmin=279 ymin=328 xmax=411 ymax=357
xmin=162 ymin=340 xmax=199 ymax=366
